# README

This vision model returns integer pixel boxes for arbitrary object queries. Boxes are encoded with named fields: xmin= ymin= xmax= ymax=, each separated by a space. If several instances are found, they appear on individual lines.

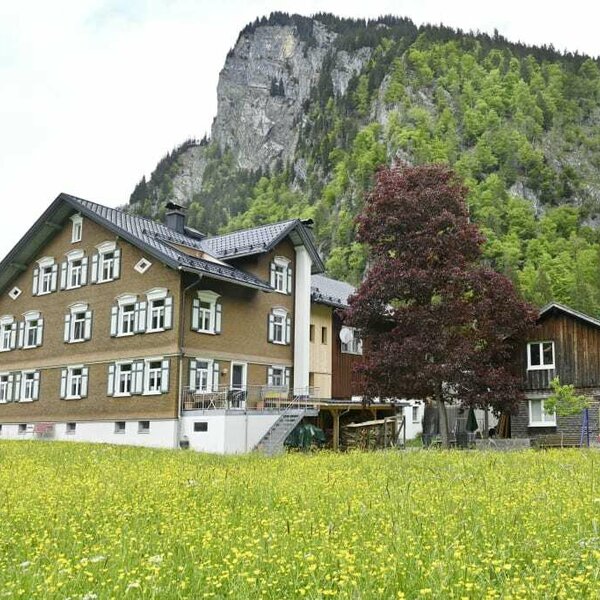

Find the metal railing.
xmin=181 ymin=385 xmax=320 ymax=412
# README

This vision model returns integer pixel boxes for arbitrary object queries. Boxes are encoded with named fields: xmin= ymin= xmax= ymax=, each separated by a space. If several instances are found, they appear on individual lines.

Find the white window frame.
xmin=193 ymin=291 xmax=221 ymax=335
xmin=268 ymin=365 xmax=289 ymax=389
xmin=22 ymin=310 xmax=42 ymax=349
xmin=412 ymin=405 xmax=420 ymax=424
xmin=20 ymin=370 xmax=38 ymax=402
xmin=0 ymin=372 xmax=11 ymax=403
xmin=114 ymin=361 xmax=134 ymax=397
xmin=146 ymin=288 xmax=168 ymax=333
xmin=341 ymin=327 xmax=363 ymax=355
xmin=64 ymin=249 xmax=87 ymax=290
xmin=144 ymin=358 xmax=164 ymax=395
xmin=0 ymin=315 xmax=15 ymax=352
xmin=36 ymin=257 xmax=56 ymax=296
xmin=134 ymin=258 xmax=152 ymax=274
xmin=66 ymin=303 xmax=91 ymax=344
xmin=95 ymin=241 xmax=119 ymax=284
xmin=116 ymin=294 xmax=137 ymax=337
xmin=527 ymin=341 xmax=555 ymax=370
xmin=271 ymin=308 xmax=288 ymax=345
xmin=70 ymin=214 xmax=83 ymax=243
xmin=8 ymin=287 xmax=22 ymax=300
xmin=66 ymin=367 xmax=84 ymax=400
xmin=528 ymin=398 xmax=557 ymax=427
xmin=270 ymin=256 xmax=291 ymax=294
xmin=193 ymin=359 xmax=213 ymax=393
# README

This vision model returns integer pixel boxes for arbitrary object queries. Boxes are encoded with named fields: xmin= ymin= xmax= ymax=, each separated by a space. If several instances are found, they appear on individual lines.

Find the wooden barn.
xmin=511 ymin=302 xmax=600 ymax=444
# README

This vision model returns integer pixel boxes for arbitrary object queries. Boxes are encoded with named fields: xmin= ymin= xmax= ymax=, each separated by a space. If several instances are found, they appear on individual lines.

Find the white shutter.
xmin=80 ymin=367 xmax=89 ymax=398
xmin=17 ymin=322 xmax=24 ymax=349
xmin=60 ymin=369 xmax=67 ymax=399
xmin=286 ymin=316 xmax=292 ymax=345
xmin=267 ymin=366 xmax=274 ymax=386
xmin=212 ymin=361 xmax=220 ymax=392
xmin=84 ymin=310 xmax=93 ymax=340
xmin=286 ymin=266 xmax=292 ymax=294
xmin=91 ymin=254 xmax=99 ymax=283
xmin=164 ymin=296 xmax=173 ymax=330
xmin=189 ymin=359 xmax=197 ymax=390
xmin=215 ymin=303 xmax=222 ymax=334
xmin=160 ymin=359 xmax=170 ymax=393
xmin=80 ymin=257 xmax=88 ymax=285
xmin=60 ymin=262 xmax=67 ymax=290
xmin=136 ymin=302 xmax=147 ymax=333
xmin=50 ymin=263 xmax=58 ymax=292
xmin=133 ymin=361 xmax=144 ymax=394
xmin=268 ymin=313 xmax=274 ymax=342
xmin=146 ymin=300 xmax=153 ymax=331
xmin=64 ymin=314 xmax=71 ymax=343
xmin=113 ymin=248 xmax=121 ymax=279
xmin=33 ymin=371 xmax=40 ymax=400
xmin=110 ymin=306 xmax=119 ymax=337
xmin=192 ymin=299 xmax=200 ymax=330
xmin=6 ymin=373 xmax=14 ymax=402
xmin=9 ymin=323 xmax=17 ymax=350
xmin=32 ymin=268 xmax=39 ymax=295
xmin=107 ymin=364 xmax=115 ymax=396
xmin=285 ymin=368 xmax=291 ymax=389
xmin=36 ymin=319 xmax=43 ymax=346
xmin=269 ymin=262 xmax=276 ymax=287
xmin=14 ymin=372 xmax=22 ymax=401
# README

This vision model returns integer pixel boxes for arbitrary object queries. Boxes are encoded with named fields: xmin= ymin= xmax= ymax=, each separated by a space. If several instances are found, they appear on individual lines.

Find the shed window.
xmin=529 ymin=399 xmax=557 ymax=427
xmin=194 ymin=422 xmax=208 ymax=432
xmin=527 ymin=342 xmax=555 ymax=370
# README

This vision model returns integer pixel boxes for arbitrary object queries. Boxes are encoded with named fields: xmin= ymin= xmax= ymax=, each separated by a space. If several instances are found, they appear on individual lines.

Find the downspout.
xmin=176 ymin=272 xmax=203 ymax=447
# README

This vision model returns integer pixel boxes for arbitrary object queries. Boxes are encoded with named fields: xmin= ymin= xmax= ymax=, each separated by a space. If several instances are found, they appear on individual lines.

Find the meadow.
xmin=0 ymin=442 xmax=599 ymax=599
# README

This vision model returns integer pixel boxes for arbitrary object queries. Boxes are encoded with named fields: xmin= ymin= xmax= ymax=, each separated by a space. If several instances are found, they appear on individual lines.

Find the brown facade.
xmin=331 ymin=313 xmax=362 ymax=399
xmin=0 ymin=214 xmax=300 ymax=423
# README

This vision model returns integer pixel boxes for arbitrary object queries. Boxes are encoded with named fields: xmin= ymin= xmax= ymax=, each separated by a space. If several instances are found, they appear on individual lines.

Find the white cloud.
xmin=1 ymin=0 xmax=599 ymax=259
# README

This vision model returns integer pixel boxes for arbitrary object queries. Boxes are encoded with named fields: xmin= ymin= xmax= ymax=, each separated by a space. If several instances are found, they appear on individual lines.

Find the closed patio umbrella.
xmin=466 ymin=406 xmax=478 ymax=433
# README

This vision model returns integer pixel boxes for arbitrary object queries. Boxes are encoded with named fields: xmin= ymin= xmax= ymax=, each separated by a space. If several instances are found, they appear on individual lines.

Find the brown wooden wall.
xmin=522 ymin=313 xmax=600 ymax=391
xmin=331 ymin=313 xmax=362 ymax=399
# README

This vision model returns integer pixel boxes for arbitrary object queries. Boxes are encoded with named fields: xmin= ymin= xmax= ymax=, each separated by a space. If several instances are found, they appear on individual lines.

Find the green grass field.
xmin=0 ymin=442 xmax=599 ymax=599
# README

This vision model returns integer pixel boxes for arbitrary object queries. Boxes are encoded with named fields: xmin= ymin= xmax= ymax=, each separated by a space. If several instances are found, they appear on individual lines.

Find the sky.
xmin=1 ymin=0 xmax=600 ymax=259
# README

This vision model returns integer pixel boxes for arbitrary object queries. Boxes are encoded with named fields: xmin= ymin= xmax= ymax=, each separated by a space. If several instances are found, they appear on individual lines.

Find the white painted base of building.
xmin=0 ymin=413 xmax=280 ymax=454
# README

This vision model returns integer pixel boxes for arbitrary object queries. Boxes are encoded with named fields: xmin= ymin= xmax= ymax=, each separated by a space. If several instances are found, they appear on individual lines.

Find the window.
xmin=310 ymin=324 xmax=315 ymax=342
xmin=66 ymin=422 xmax=76 ymax=435
xmin=64 ymin=304 xmax=92 ymax=343
xmin=149 ymin=299 xmax=165 ymax=331
xmin=529 ymin=398 xmax=557 ymax=427
xmin=268 ymin=308 xmax=291 ymax=345
xmin=192 ymin=291 xmax=221 ymax=334
xmin=111 ymin=294 xmax=138 ymax=337
xmin=194 ymin=422 xmax=208 ymax=432
xmin=146 ymin=361 xmax=163 ymax=394
xmin=18 ymin=424 xmax=27 ymax=435
xmin=20 ymin=371 xmax=40 ymax=402
xmin=60 ymin=366 xmax=89 ymax=400
xmin=92 ymin=242 xmax=121 ymax=284
xmin=143 ymin=289 xmax=172 ymax=333
xmin=341 ymin=327 xmax=363 ymax=355
xmin=60 ymin=250 xmax=88 ymax=290
xmin=8 ymin=287 xmax=22 ymax=300
xmin=0 ymin=316 xmax=16 ymax=352
xmin=189 ymin=359 xmax=219 ymax=393
xmin=71 ymin=214 xmax=83 ymax=243
xmin=33 ymin=257 xmax=57 ymax=296
xmin=20 ymin=311 xmax=43 ymax=349
xmin=270 ymin=257 xmax=292 ymax=294
xmin=267 ymin=365 xmax=290 ymax=389
xmin=412 ymin=406 xmax=420 ymax=424
xmin=527 ymin=341 xmax=555 ymax=370
xmin=138 ymin=421 xmax=150 ymax=434
xmin=0 ymin=374 xmax=12 ymax=403
xmin=114 ymin=421 xmax=126 ymax=434
xmin=134 ymin=258 xmax=152 ymax=274
xmin=116 ymin=363 xmax=133 ymax=396
xmin=321 ymin=326 xmax=328 ymax=344
xmin=121 ymin=304 xmax=135 ymax=335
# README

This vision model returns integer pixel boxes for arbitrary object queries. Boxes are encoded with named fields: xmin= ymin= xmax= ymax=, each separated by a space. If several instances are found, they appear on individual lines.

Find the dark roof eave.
xmin=538 ymin=301 xmax=600 ymax=329
xmin=178 ymin=265 xmax=272 ymax=292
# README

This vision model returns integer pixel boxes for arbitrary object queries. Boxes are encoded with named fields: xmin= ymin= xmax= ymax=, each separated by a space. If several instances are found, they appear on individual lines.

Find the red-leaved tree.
xmin=345 ymin=163 xmax=537 ymax=446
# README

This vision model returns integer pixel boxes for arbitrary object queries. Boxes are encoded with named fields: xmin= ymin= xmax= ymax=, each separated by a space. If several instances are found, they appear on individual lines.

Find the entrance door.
xmin=230 ymin=362 xmax=247 ymax=408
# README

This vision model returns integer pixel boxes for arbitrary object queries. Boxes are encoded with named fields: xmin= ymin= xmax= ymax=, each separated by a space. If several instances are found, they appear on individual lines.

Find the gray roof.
xmin=539 ymin=302 xmax=600 ymax=329
xmin=311 ymin=274 xmax=356 ymax=308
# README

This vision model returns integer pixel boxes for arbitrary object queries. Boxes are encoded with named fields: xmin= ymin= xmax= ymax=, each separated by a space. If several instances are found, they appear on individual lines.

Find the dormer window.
xmin=268 ymin=308 xmax=291 ymax=345
xmin=192 ymin=291 xmax=222 ymax=335
xmin=61 ymin=250 xmax=88 ymax=290
xmin=92 ymin=241 xmax=121 ymax=284
xmin=71 ymin=214 xmax=83 ymax=243
xmin=270 ymin=257 xmax=292 ymax=294
xmin=527 ymin=341 xmax=555 ymax=370
xmin=33 ymin=257 xmax=57 ymax=296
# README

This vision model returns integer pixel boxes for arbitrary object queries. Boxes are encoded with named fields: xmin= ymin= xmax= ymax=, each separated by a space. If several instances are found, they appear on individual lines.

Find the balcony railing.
xmin=181 ymin=385 xmax=320 ymax=412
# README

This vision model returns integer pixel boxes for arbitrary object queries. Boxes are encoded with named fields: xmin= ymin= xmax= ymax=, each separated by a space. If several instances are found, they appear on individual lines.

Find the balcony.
xmin=181 ymin=385 xmax=320 ymax=412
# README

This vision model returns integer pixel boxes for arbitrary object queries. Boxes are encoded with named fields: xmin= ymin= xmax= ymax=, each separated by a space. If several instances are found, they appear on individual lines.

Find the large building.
xmin=0 ymin=194 xmax=400 ymax=452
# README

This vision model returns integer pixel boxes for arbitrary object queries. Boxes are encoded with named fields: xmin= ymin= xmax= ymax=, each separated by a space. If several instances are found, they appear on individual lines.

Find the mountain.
xmin=128 ymin=12 xmax=600 ymax=316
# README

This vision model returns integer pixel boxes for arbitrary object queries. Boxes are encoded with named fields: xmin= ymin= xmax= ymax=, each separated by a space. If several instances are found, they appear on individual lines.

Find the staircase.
xmin=255 ymin=409 xmax=307 ymax=456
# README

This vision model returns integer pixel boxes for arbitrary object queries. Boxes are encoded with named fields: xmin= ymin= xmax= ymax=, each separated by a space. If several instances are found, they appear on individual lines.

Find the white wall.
xmin=293 ymin=245 xmax=311 ymax=393
xmin=180 ymin=413 xmax=279 ymax=454
xmin=0 ymin=419 xmax=178 ymax=448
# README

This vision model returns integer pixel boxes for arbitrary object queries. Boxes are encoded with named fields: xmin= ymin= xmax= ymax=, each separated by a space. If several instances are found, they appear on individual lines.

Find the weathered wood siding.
xmin=522 ymin=314 xmax=600 ymax=391
xmin=331 ymin=314 xmax=361 ymax=399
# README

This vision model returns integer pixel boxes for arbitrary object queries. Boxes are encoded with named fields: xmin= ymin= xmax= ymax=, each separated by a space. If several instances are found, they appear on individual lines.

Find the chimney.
xmin=165 ymin=201 xmax=186 ymax=234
